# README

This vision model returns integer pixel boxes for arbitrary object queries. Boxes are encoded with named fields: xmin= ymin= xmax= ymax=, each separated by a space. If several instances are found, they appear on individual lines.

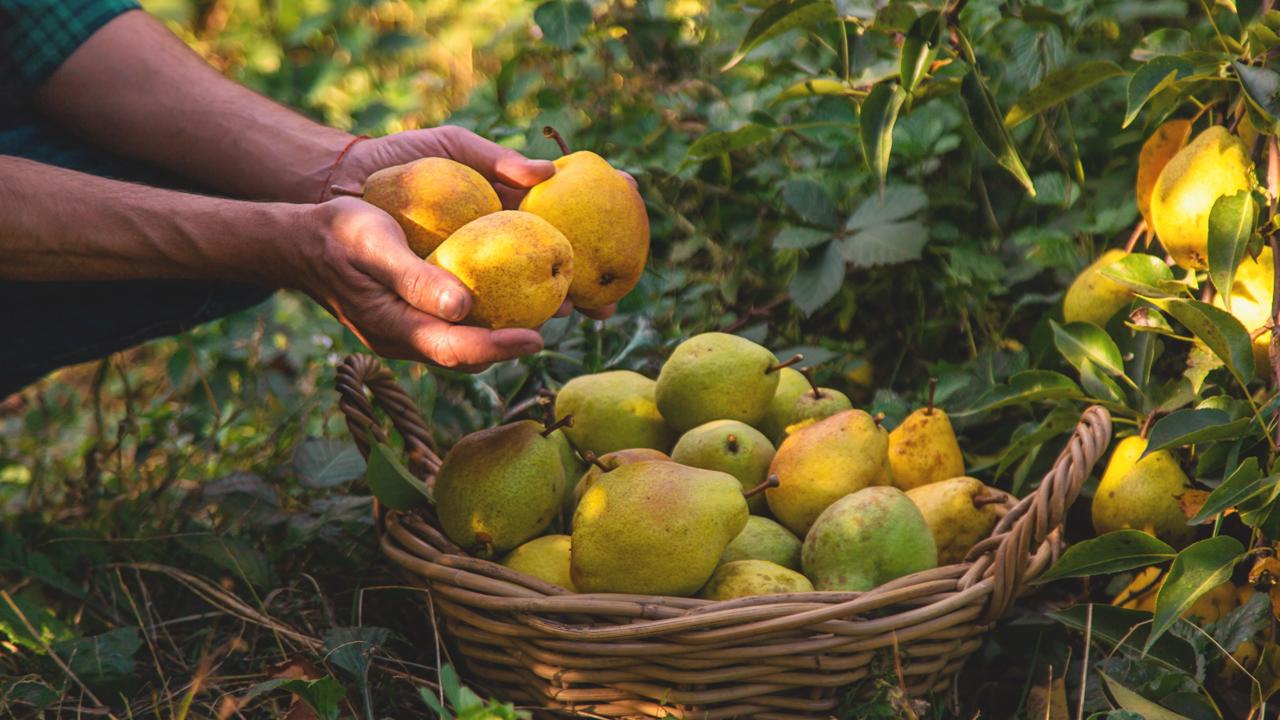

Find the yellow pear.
xmin=1091 ymin=435 xmax=1195 ymax=547
xmin=887 ymin=384 xmax=965 ymax=491
xmin=765 ymin=409 xmax=889 ymax=536
xmin=554 ymin=371 xmax=674 ymax=458
xmin=520 ymin=151 xmax=649 ymax=309
xmin=1063 ymin=249 xmax=1133 ymax=327
xmin=360 ymin=157 xmax=501 ymax=258
xmin=502 ymin=534 xmax=577 ymax=592
xmin=1150 ymin=125 xmax=1256 ymax=269
xmin=698 ymin=560 xmax=813 ymax=600
xmin=1212 ymin=246 xmax=1274 ymax=376
xmin=1136 ymin=119 xmax=1192 ymax=230
xmin=428 ymin=210 xmax=572 ymax=330
xmin=569 ymin=448 xmax=671 ymax=512
xmin=906 ymin=476 xmax=1004 ymax=565
xmin=1112 ymin=565 xmax=1237 ymax=622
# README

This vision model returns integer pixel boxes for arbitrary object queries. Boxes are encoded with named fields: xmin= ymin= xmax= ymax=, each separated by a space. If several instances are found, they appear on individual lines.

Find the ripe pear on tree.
xmin=802 ymin=486 xmax=938 ymax=591
xmin=1136 ymin=119 xmax=1192 ymax=232
xmin=502 ymin=534 xmax=577 ymax=592
xmin=1062 ymin=249 xmax=1133 ymax=327
xmin=433 ymin=418 xmax=568 ymax=556
xmin=655 ymin=332 xmax=799 ymax=432
xmin=766 ymin=409 xmax=889 ymax=536
xmin=554 ymin=371 xmax=674 ymax=458
xmin=1212 ymin=246 xmax=1274 ymax=377
xmin=336 ymin=157 xmax=501 ymax=258
xmin=571 ymin=461 xmax=749 ymax=595
xmin=519 ymin=128 xmax=649 ymax=309
xmin=699 ymin=559 xmax=813 ymax=600
xmin=428 ymin=210 xmax=572 ymax=329
xmin=671 ymin=420 xmax=775 ymax=514
xmin=906 ymin=476 xmax=1006 ymax=564
xmin=719 ymin=516 xmax=803 ymax=570
xmin=1091 ymin=434 xmax=1195 ymax=547
xmin=1150 ymin=125 xmax=1256 ymax=270
xmin=887 ymin=379 xmax=965 ymax=491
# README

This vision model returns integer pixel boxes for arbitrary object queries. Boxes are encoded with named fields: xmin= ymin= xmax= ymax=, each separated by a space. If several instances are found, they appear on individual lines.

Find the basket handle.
xmin=977 ymin=405 xmax=1112 ymax=622
xmin=336 ymin=354 xmax=442 ymax=479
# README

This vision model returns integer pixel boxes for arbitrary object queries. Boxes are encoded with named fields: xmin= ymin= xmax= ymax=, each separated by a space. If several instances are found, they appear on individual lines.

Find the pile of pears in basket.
xmin=429 ymin=332 xmax=1010 ymax=600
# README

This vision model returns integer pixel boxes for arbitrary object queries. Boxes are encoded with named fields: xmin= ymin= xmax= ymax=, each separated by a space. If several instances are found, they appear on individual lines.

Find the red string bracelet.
xmin=317 ymin=135 xmax=370 ymax=203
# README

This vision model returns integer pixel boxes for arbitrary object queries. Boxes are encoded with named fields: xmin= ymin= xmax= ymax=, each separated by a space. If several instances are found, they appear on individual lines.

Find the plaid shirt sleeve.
xmin=0 ymin=0 xmax=141 ymax=92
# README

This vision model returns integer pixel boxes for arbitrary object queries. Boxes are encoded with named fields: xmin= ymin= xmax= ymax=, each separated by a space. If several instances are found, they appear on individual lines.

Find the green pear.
xmin=671 ymin=420 xmax=775 ymax=514
xmin=759 ymin=368 xmax=811 ymax=442
xmin=502 ymin=534 xmax=577 ymax=592
xmin=360 ymin=157 xmax=501 ymax=258
xmin=554 ymin=371 xmax=674 ymax=457
xmin=520 ymin=150 xmax=649 ymax=309
xmin=433 ymin=420 xmax=565 ymax=556
xmin=547 ymin=428 xmax=587 ymax=524
xmin=887 ymin=383 xmax=965 ymax=491
xmin=802 ymin=486 xmax=938 ymax=591
xmin=569 ymin=447 xmax=671 ymax=512
xmin=906 ymin=476 xmax=1004 ymax=565
xmin=720 ymin=516 xmax=802 ymax=570
xmin=571 ymin=461 xmax=748 ymax=595
xmin=1092 ymin=435 xmax=1195 ymax=547
xmin=766 ymin=409 xmax=889 ymax=536
xmin=699 ymin=560 xmax=813 ymax=600
xmin=655 ymin=333 xmax=784 ymax=432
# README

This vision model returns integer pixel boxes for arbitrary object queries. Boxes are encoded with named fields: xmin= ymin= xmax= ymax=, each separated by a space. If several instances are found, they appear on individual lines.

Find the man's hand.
xmin=294 ymin=196 xmax=544 ymax=371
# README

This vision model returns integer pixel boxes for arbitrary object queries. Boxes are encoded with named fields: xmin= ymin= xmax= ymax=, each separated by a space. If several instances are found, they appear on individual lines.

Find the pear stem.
xmin=926 ymin=377 xmax=938 ymax=415
xmin=766 ymin=353 xmax=805 ymax=374
xmin=543 ymin=126 xmax=571 ymax=156
xmin=743 ymin=475 xmax=780 ymax=500
xmin=582 ymin=451 xmax=610 ymax=472
xmin=541 ymin=414 xmax=573 ymax=437
xmin=800 ymin=367 xmax=823 ymax=399
xmin=872 ymin=411 xmax=886 ymax=426
xmin=329 ymin=184 xmax=363 ymax=198
xmin=972 ymin=492 xmax=1007 ymax=509
xmin=1138 ymin=411 xmax=1163 ymax=440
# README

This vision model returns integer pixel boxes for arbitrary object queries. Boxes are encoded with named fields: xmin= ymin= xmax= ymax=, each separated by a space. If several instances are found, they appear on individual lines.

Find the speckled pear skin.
xmin=1091 ymin=435 xmax=1195 ymax=547
xmin=428 ymin=210 xmax=572 ymax=330
xmin=719 ymin=516 xmax=803 ymax=570
xmin=555 ymin=371 xmax=674 ymax=458
xmin=501 ymin=534 xmax=577 ymax=591
xmin=1063 ymin=249 xmax=1132 ymax=327
xmin=698 ymin=559 xmax=813 ymax=600
xmin=802 ymin=486 xmax=938 ymax=592
xmin=765 ymin=409 xmax=889 ymax=536
xmin=569 ymin=448 xmax=671 ymax=513
xmin=362 ymin=157 xmax=501 ymax=258
xmin=655 ymin=333 xmax=780 ymax=432
xmin=571 ymin=461 xmax=748 ymax=596
xmin=433 ymin=420 xmax=566 ymax=556
xmin=906 ymin=476 xmax=1002 ymax=565
xmin=671 ymin=420 xmax=775 ymax=514
xmin=520 ymin=151 xmax=649 ymax=309
xmin=887 ymin=405 xmax=965 ymax=491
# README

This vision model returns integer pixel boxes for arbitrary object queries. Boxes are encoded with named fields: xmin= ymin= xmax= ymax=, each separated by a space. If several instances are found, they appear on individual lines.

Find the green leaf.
xmin=1234 ymin=60 xmax=1280 ymax=123
xmin=177 ymin=534 xmax=273 ymax=589
xmin=687 ymin=123 xmax=775 ymax=158
xmin=294 ymin=439 xmax=366 ymax=489
xmin=1148 ymin=536 xmax=1244 ymax=649
xmin=533 ymin=1 xmax=592 ymax=50
xmin=1101 ymin=253 xmax=1177 ymax=295
xmin=1047 ymin=604 xmax=1197 ymax=672
xmin=960 ymin=63 xmax=1036 ymax=197
xmin=774 ymin=78 xmax=858 ymax=102
xmin=958 ymin=370 xmax=1084 ymax=415
xmin=1143 ymin=408 xmax=1252 ymax=455
xmin=1207 ymin=191 xmax=1260 ymax=309
xmin=782 ymin=178 xmax=840 ymax=228
xmin=840 ymin=221 xmax=928 ymax=268
xmin=1142 ymin=297 xmax=1256 ymax=388
xmin=51 ymin=628 xmax=142 ymax=694
xmin=1004 ymin=60 xmax=1126 ymax=128
xmin=845 ymin=185 xmax=927 ymax=232
xmin=789 ymin=241 xmax=845 ymax=316
xmin=1189 ymin=458 xmax=1273 ymax=524
xmin=1051 ymin=320 xmax=1125 ymax=376
xmin=244 ymin=678 xmax=346 ymax=720
xmin=899 ymin=11 xmax=944 ymax=97
xmin=366 ymin=442 xmax=430 ymax=510
xmin=859 ymin=81 xmax=908 ymax=194
xmin=1124 ymin=56 xmax=1194 ymax=128
xmin=1098 ymin=672 xmax=1194 ymax=720
xmin=326 ymin=626 xmax=390 ymax=719
xmin=773 ymin=226 xmax=831 ymax=250
xmin=723 ymin=0 xmax=837 ymax=71
xmin=1035 ymin=530 xmax=1175 ymax=584
xmin=1079 ymin=359 xmax=1126 ymax=403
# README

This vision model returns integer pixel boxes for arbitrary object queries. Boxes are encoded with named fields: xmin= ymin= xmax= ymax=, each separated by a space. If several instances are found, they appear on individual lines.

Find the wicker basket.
xmin=336 ymin=354 xmax=1113 ymax=719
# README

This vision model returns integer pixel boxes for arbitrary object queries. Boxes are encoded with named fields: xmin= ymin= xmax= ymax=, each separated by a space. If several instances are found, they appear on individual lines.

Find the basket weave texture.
xmin=337 ymin=354 xmax=1113 ymax=719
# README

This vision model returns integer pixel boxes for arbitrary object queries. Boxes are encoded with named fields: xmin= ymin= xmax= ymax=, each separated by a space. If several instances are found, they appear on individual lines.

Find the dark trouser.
xmin=0 ymin=115 xmax=275 ymax=397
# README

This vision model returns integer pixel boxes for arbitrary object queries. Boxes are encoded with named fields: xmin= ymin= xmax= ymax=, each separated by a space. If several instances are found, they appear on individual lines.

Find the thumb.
xmin=349 ymin=213 xmax=473 ymax=321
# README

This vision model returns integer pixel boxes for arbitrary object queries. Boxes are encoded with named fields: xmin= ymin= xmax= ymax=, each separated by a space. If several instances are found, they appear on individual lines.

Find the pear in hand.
xmin=671 ymin=420 xmax=775 ymax=514
xmin=699 ymin=560 xmax=813 ymax=601
xmin=766 ymin=409 xmax=889 ymax=536
xmin=428 ymin=210 xmax=572 ymax=329
xmin=719 ymin=516 xmax=802 ymax=570
xmin=655 ymin=332 xmax=793 ymax=432
xmin=887 ymin=379 xmax=964 ymax=491
xmin=502 ymin=534 xmax=577 ymax=592
xmin=571 ymin=461 xmax=748 ymax=595
xmin=554 ymin=371 xmax=674 ymax=458
xmin=520 ymin=136 xmax=649 ymax=309
xmin=802 ymin=486 xmax=937 ymax=591
xmin=358 ymin=157 xmax=501 ymax=258
xmin=433 ymin=419 xmax=566 ymax=556
xmin=1092 ymin=435 xmax=1194 ymax=547
xmin=906 ymin=476 xmax=1005 ymax=564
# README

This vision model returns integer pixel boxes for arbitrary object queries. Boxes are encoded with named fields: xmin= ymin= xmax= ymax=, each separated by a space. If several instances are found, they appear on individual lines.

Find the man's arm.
xmin=0 ymin=156 xmax=543 ymax=368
